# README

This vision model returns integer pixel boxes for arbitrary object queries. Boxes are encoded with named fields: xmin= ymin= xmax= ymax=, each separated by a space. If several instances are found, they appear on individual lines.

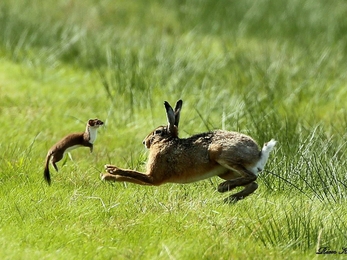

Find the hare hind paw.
xmin=217 ymin=180 xmax=237 ymax=193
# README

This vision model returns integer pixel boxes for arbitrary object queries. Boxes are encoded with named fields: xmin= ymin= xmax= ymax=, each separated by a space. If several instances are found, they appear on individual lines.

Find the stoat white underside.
xmin=65 ymin=145 xmax=83 ymax=153
xmin=89 ymin=128 xmax=98 ymax=144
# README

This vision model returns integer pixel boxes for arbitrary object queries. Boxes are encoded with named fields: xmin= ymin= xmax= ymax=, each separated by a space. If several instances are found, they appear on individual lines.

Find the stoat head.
xmin=87 ymin=119 xmax=104 ymax=144
xmin=88 ymin=119 xmax=104 ymax=128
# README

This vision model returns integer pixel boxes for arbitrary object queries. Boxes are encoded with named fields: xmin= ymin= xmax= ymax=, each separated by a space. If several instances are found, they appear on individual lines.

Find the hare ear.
xmin=164 ymin=101 xmax=176 ymax=133
xmin=174 ymin=99 xmax=183 ymax=127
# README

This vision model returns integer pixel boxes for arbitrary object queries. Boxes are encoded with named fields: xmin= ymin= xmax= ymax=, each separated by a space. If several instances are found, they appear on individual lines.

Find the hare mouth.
xmin=143 ymin=140 xmax=151 ymax=149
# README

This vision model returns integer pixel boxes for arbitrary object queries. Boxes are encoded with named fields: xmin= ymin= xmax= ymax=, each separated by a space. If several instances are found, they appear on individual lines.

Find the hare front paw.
xmin=101 ymin=173 xmax=116 ymax=182
xmin=104 ymin=164 xmax=120 ymax=174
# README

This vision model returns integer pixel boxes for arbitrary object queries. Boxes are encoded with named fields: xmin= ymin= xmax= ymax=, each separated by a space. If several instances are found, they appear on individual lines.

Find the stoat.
xmin=44 ymin=118 xmax=104 ymax=185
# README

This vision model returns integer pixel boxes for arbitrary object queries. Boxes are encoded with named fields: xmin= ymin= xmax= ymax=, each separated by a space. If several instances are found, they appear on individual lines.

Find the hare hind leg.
xmin=216 ymin=163 xmax=257 ymax=192
xmin=223 ymin=182 xmax=258 ymax=203
xmin=216 ymin=163 xmax=258 ymax=201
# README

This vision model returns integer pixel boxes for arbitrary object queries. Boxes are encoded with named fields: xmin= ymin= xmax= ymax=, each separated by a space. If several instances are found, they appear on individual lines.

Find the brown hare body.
xmin=102 ymin=100 xmax=276 ymax=202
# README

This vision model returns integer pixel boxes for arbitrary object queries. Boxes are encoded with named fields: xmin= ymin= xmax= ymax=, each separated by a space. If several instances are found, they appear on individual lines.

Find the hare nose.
xmin=142 ymin=140 xmax=145 ymax=145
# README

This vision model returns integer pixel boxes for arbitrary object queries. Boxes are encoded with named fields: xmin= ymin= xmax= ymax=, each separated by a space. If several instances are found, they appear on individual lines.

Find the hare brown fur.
xmin=102 ymin=100 xmax=276 ymax=202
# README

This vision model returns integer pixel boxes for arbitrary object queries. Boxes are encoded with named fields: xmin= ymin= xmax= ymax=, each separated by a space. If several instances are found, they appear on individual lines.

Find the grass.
xmin=1 ymin=0 xmax=347 ymax=259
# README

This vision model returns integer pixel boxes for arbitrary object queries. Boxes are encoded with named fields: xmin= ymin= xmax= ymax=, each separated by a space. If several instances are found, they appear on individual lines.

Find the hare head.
xmin=103 ymin=99 xmax=276 ymax=203
xmin=143 ymin=100 xmax=182 ymax=149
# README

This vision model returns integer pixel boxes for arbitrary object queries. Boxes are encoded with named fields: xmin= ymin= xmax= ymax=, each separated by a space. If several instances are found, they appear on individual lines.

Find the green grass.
xmin=1 ymin=0 xmax=347 ymax=259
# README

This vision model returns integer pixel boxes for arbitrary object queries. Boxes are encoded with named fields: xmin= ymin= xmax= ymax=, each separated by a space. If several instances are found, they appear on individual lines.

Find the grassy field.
xmin=1 ymin=0 xmax=347 ymax=259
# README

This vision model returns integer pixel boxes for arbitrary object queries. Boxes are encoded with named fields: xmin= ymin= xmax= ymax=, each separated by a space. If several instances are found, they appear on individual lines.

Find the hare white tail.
xmin=252 ymin=139 xmax=277 ymax=174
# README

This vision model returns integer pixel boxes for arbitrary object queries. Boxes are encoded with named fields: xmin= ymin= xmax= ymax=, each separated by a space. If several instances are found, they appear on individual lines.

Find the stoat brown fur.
xmin=44 ymin=118 xmax=104 ymax=185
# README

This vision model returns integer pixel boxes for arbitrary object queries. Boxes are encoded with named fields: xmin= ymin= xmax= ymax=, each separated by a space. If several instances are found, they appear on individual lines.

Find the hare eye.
xmin=155 ymin=129 xmax=162 ymax=135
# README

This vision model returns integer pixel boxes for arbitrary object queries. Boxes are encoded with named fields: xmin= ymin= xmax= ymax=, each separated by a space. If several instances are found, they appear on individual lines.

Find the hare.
xmin=102 ymin=100 xmax=276 ymax=202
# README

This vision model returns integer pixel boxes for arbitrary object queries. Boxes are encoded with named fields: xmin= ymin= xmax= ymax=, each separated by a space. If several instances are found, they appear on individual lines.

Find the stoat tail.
xmin=44 ymin=152 xmax=52 ymax=185
xmin=255 ymin=139 xmax=277 ymax=172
